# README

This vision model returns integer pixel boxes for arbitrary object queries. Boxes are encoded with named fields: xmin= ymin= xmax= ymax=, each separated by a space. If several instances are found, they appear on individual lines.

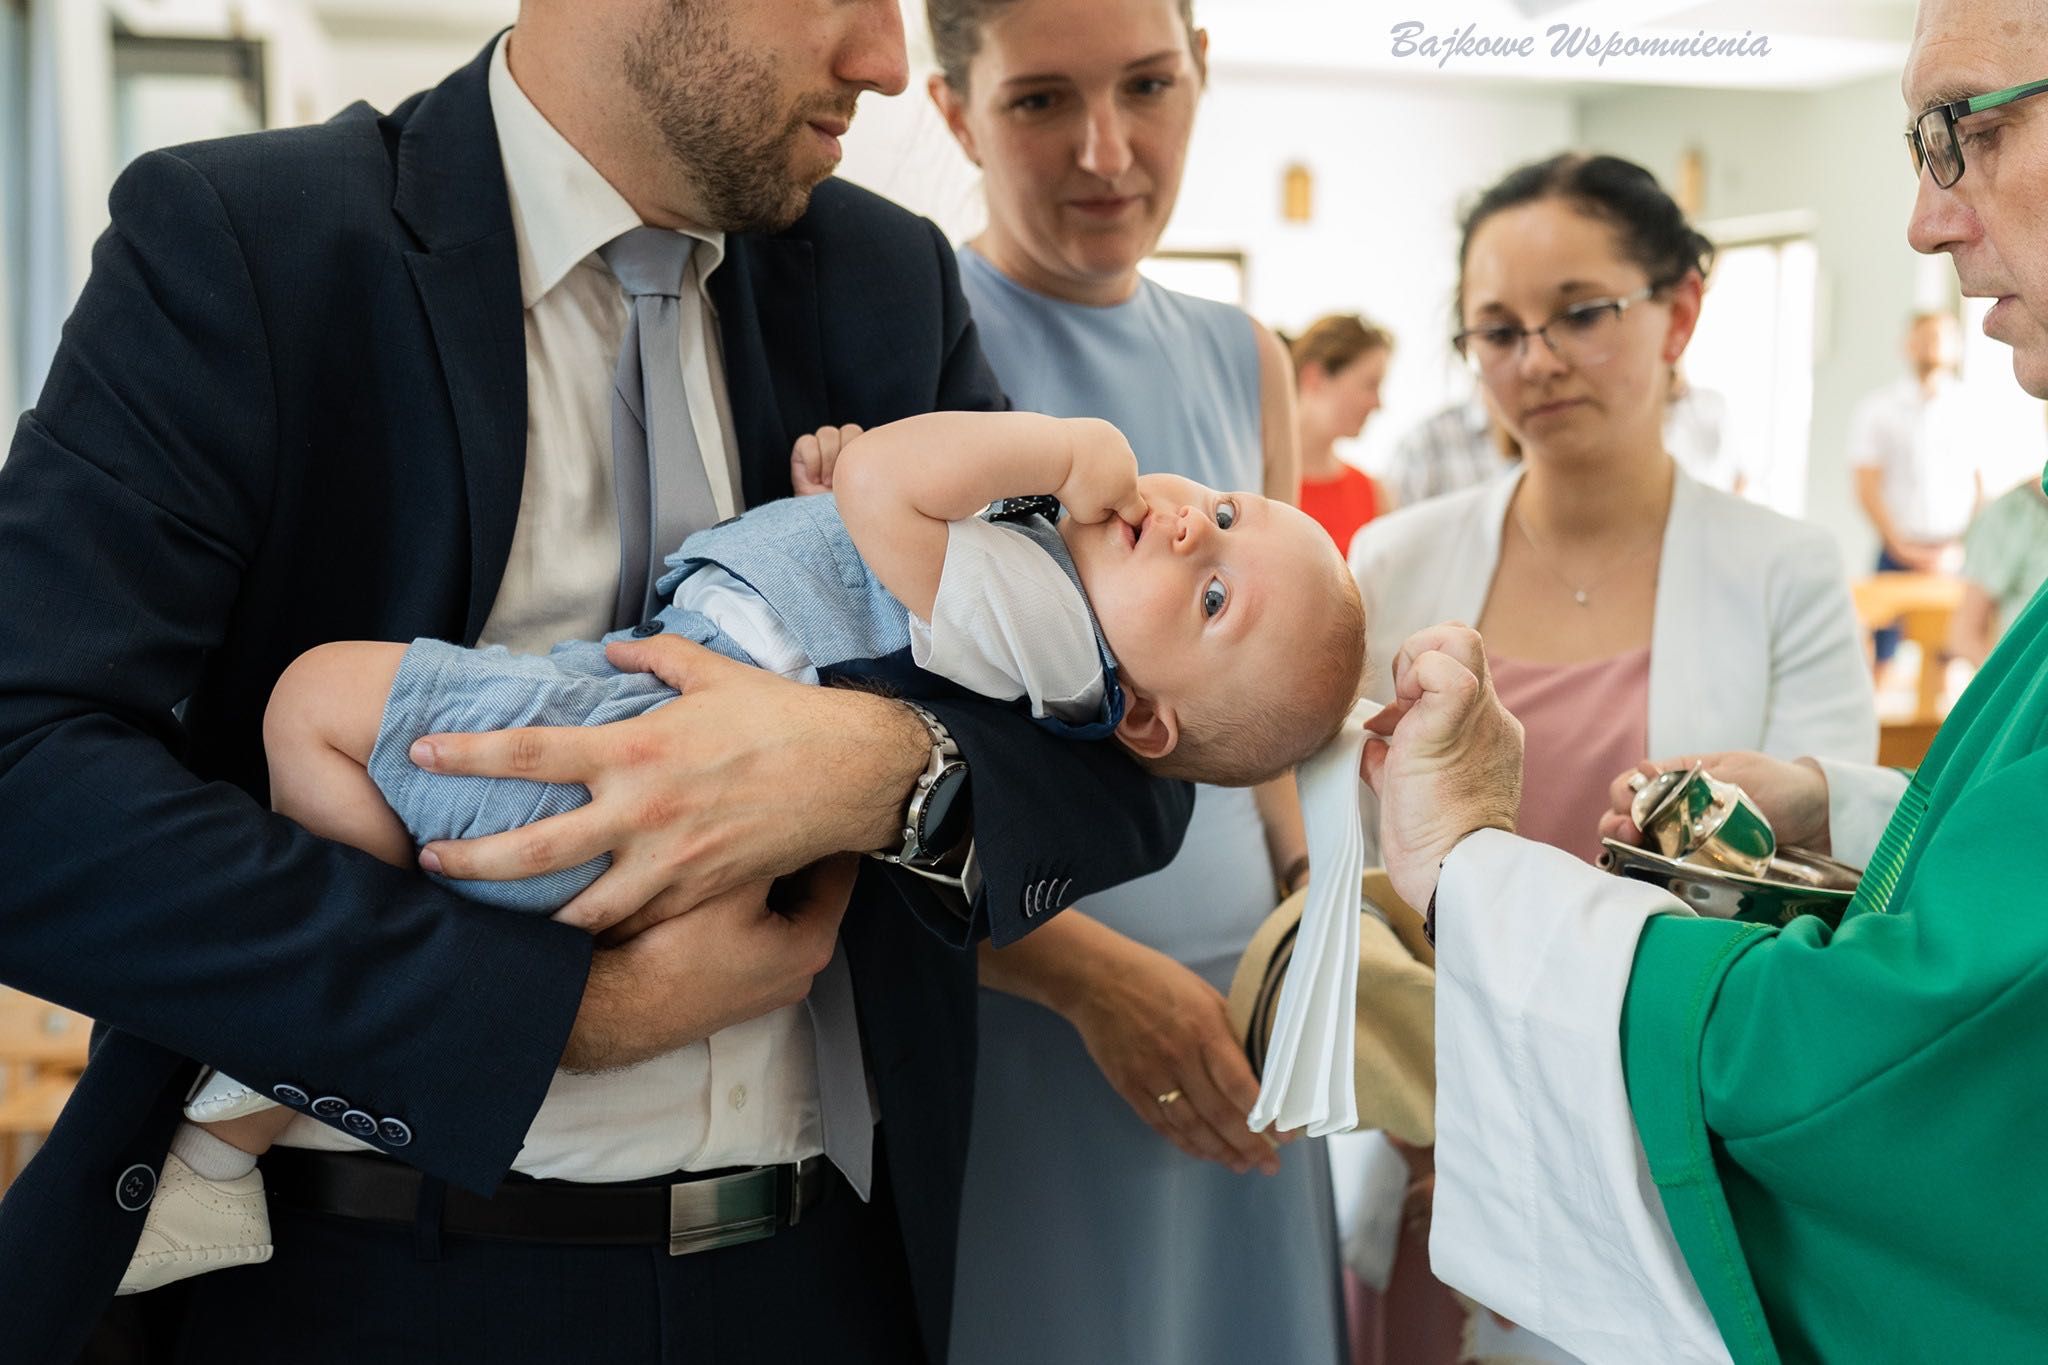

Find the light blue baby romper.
xmin=367 ymin=494 xmax=1117 ymax=909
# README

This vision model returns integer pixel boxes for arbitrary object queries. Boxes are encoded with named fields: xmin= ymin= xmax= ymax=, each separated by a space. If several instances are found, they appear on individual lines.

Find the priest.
xmin=1364 ymin=2 xmax=2048 ymax=1359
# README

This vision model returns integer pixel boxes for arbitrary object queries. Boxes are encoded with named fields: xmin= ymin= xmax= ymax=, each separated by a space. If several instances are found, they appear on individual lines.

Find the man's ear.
xmin=1115 ymin=690 xmax=1180 ymax=759
xmin=927 ymin=73 xmax=980 ymax=166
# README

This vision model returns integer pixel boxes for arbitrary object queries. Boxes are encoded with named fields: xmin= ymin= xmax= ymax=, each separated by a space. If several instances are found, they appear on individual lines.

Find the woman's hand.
xmin=1360 ymin=623 xmax=1523 ymax=911
xmin=791 ymin=423 xmax=864 ymax=495
xmin=981 ymin=914 xmax=1287 ymax=1175
xmin=407 ymin=635 xmax=927 ymax=935
xmin=1067 ymin=936 xmax=1286 ymax=1175
xmin=1600 ymin=752 xmax=1833 ymax=853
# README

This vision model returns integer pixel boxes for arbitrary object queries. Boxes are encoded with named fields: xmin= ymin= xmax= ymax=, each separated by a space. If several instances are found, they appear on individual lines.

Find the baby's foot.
xmin=116 ymin=1152 xmax=273 ymax=1295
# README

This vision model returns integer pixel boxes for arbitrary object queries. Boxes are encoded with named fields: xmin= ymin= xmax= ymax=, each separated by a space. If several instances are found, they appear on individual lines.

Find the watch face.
xmin=917 ymin=761 xmax=970 ymax=851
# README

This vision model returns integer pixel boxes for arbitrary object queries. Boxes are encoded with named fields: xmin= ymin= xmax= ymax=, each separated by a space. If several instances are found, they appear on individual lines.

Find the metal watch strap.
xmin=872 ymin=702 xmax=965 ymax=868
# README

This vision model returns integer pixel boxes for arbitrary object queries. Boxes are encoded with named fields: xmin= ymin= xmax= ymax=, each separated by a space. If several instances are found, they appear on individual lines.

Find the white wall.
xmin=1174 ymin=69 xmax=1576 ymax=471
xmin=1 ymin=0 xmax=24 ymax=420
xmin=840 ymin=63 xmax=1577 ymax=474
xmin=314 ymin=15 xmax=504 ymax=121
xmin=1576 ymin=74 xmax=1930 ymax=573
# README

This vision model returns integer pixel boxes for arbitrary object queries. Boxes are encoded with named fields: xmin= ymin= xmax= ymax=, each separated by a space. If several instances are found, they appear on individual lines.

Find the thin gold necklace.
xmin=1510 ymin=506 xmax=1660 ymax=607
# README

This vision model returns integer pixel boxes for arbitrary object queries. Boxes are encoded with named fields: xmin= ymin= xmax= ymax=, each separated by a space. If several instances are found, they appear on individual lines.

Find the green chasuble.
xmin=1621 ymin=513 xmax=2048 ymax=1362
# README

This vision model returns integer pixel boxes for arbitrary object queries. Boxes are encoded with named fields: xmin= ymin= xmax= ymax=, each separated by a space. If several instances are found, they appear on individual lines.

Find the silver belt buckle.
xmin=667 ymin=1165 xmax=781 ymax=1257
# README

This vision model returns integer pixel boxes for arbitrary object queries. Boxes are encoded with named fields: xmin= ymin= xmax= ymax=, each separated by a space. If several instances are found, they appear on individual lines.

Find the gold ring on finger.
xmin=1156 ymin=1088 xmax=1184 ymax=1107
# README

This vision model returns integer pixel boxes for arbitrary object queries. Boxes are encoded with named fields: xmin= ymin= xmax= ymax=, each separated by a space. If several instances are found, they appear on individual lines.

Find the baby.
xmin=121 ymin=409 xmax=1366 ymax=1292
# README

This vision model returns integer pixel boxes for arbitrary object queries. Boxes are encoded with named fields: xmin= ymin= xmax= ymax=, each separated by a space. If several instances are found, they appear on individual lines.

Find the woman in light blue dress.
xmin=926 ymin=0 xmax=1346 ymax=1360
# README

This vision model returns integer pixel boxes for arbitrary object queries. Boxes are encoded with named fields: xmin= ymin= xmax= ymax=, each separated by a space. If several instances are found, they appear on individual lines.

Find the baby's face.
xmin=1060 ymin=473 xmax=1345 ymax=730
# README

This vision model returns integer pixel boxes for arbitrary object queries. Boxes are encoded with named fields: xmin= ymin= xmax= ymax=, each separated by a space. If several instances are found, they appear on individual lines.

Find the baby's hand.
xmin=1056 ymin=418 xmax=1148 ymax=526
xmin=792 ymin=424 xmax=864 ymax=495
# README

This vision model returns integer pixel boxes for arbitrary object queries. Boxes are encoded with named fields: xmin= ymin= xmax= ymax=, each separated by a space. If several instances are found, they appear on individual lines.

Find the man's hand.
xmin=562 ymin=855 xmax=856 ymax=1072
xmin=1359 ymin=623 xmax=1523 ymax=911
xmin=409 ymin=635 xmax=926 ymax=934
xmin=791 ymin=423 xmax=863 ymax=495
xmin=1600 ymin=752 xmax=1832 ymax=854
xmin=1885 ymin=540 xmax=1944 ymax=574
xmin=1055 ymin=417 xmax=1149 ymax=527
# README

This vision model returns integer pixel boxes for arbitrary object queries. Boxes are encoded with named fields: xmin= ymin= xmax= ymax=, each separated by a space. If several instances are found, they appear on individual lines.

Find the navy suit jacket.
xmin=0 ymin=44 xmax=1190 ymax=1362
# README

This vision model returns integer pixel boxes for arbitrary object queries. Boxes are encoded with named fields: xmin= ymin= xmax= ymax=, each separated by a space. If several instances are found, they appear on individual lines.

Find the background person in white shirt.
xmin=1849 ymin=318 xmax=1981 ymax=552
xmin=1850 ymin=311 xmax=1983 ymax=662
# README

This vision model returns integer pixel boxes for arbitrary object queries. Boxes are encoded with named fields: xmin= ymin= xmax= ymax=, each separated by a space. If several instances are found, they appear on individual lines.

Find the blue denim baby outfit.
xmin=366 ymin=494 xmax=1120 ymax=910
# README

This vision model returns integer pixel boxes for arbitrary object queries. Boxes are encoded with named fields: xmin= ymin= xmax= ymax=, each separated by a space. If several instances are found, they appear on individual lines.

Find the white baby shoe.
xmin=182 ymin=1068 xmax=279 ymax=1123
xmin=116 ymin=1152 xmax=274 ymax=1295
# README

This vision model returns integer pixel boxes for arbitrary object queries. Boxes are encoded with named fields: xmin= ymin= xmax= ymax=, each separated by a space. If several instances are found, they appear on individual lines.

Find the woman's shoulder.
xmin=1680 ymin=477 xmax=1837 ymax=562
xmin=1351 ymin=477 xmax=1504 ymax=566
xmin=1138 ymin=279 xmax=1263 ymax=359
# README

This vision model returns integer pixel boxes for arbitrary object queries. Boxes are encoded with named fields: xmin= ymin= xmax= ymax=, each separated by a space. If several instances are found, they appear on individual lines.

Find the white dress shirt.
xmin=1427 ymin=763 xmax=1909 ymax=1363
xmin=1848 ymin=375 xmax=1982 ymax=543
xmin=278 ymin=34 xmax=823 ymax=1179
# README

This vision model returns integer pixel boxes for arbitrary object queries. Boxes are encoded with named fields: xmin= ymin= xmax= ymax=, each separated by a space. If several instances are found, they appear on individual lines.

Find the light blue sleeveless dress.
xmin=950 ymin=247 xmax=1345 ymax=1365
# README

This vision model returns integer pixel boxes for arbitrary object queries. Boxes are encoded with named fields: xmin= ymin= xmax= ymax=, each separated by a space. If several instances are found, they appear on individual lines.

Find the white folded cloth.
xmin=1246 ymin=699 xmax=1371 ymax=1136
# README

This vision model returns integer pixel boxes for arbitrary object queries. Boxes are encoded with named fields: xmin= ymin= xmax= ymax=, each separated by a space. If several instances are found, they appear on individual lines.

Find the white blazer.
xmin=1347 ymin=465 xmax=1884 ymax=1362
xmin=1348 ymin=463 xmax=1877 ymax=769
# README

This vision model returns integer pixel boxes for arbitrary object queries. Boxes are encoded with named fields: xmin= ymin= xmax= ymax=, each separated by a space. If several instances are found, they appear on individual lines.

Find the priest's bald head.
xmin=1906 ymin=0 xmax=2048 ymax=398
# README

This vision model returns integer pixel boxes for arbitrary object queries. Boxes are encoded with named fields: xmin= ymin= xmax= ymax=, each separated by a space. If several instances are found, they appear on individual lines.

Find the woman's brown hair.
xmin=927 ymin=0 xmax=1201 ymax=91
xmin=1283 ymin=314 xmax=1393 ymax=382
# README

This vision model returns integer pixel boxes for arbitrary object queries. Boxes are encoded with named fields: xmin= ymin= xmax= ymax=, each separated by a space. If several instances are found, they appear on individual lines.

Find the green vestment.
xmin=1622 ymin=484 xmax=2048 ymax=1363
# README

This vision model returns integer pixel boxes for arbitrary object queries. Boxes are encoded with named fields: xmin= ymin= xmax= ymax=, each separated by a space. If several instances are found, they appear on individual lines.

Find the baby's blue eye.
xmin=1214 ymin=499 xmax=1238 ymax=530
xmin=1203 ymin=577 xmax=1228 ymax=618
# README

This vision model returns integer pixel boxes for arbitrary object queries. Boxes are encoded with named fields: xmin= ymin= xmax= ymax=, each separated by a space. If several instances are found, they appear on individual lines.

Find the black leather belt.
xmin=263 ymin=1148 xmax=830 ymax=1256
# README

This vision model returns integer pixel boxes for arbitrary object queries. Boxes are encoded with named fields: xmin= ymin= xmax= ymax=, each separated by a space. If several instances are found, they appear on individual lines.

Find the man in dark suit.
xmin=0 ymin=1 xmax=1190 ymax=1360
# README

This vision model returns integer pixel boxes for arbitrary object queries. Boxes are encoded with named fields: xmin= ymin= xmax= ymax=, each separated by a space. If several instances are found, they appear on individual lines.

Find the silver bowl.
xmin=1597 ymin=838 xmax=1858 ymax=929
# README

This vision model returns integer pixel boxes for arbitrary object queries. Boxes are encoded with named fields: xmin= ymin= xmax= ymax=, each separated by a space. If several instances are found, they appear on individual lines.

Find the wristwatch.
xmin=871 ymin=702 xmax=971 ymax=871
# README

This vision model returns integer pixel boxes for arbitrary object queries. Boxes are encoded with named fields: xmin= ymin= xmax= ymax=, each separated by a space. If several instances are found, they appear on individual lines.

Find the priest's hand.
xmin=1359 ymin=623 xmax=1523 ymax=912
xmin=405 ymin=635 xmax=926 ymax=935
xmin=1600 ymin=752 xmax=1832 ymax=854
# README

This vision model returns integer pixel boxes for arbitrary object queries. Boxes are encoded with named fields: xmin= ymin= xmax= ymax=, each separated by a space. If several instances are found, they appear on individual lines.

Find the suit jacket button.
xmin=631 ymin=620 xmax=664 ymax=638
xmin=273 ymin=1083 xmax=311 ymax=1109
xmin=115 ymin=1163 xmax=157 ymax=1212
xmin=311 ymin=1095 xmax=348 ymax=1120
xmin=378 ymin=1117 xmax=414 ymax=1147
xmin=341 ymin=1109 xmax=378 ymax=1138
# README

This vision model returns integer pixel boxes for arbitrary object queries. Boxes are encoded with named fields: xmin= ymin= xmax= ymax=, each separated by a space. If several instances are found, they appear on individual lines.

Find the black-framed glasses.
xmin=1907 ymin=76 xmax=2048 ymax=188
xmin=1453 ymin=285 xmax=1657 ymax=377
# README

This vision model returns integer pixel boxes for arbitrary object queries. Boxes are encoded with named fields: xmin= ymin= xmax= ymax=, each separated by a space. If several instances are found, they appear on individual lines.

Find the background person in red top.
xmin=1288 ymin=314 xmax=1397 ymax=552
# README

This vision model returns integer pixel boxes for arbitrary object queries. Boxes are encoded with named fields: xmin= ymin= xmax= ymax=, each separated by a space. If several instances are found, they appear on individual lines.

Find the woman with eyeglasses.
xmin=1343 ymin=152 xmax=1875 ymax=1362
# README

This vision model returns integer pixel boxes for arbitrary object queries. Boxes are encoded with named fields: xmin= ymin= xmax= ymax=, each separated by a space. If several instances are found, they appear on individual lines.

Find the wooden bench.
xmin=0 ymin=990 xmax=93 ymax=1192
xmin=1852 ymin=572 xmax=1965 ymax=767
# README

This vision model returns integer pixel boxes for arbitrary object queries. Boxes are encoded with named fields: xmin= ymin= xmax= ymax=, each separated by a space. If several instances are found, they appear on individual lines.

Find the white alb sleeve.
xmin=1430 ymin=829 xmax=1732 ymax=1365
xmin=908 ymin=517 xmax=1106 ymax=723
xmin=1810 ymin=758 xmax=1911 ymax=870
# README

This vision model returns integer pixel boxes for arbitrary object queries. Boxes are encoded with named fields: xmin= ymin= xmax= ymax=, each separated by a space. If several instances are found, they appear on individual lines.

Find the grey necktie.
xmin=600 ymin=227 xmax=717 ymax=630
xmin=601 ymin=226 xmax=874 ymax=1199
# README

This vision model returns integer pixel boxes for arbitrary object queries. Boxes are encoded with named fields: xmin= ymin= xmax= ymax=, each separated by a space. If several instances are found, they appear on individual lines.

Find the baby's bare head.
xmin=1121 ymin=502 xmax=1366 ymax=787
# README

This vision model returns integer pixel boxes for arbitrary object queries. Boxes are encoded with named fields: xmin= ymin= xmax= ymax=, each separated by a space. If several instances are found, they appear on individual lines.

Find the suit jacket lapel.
xmin=391 ymin=40 xmax=528 ymax=644
xmin=712 ymin=233 xmax=826 ymax=511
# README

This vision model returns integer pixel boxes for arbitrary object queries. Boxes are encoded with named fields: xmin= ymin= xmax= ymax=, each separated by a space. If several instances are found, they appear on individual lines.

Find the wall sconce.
xmin=1282 ymin=163 xmax=1313 ymax=224
xmin=1676 ymin=147 xmax=1705 ymax=220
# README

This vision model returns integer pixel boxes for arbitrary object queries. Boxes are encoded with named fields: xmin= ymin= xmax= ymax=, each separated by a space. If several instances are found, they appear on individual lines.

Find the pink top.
xmin=1489 ymin=646 xmax=1652 ymax=865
